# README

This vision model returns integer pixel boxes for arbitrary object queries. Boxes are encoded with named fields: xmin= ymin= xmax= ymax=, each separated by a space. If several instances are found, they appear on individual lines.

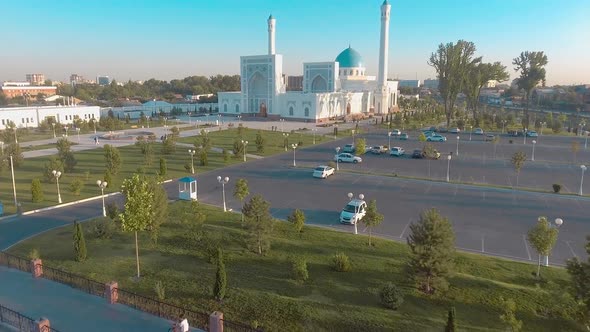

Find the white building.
xmin=218 ymin=1 xmax=398 ymax=122
xmin=0 ymin=106 xmax=100 ymax=129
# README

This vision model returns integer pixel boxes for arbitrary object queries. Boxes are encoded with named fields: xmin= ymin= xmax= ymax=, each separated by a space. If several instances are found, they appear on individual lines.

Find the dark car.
xmin=411 ymin=149 xmax=424 ymax=159
xmin=508 ymin=130 xmax=523 ymax=137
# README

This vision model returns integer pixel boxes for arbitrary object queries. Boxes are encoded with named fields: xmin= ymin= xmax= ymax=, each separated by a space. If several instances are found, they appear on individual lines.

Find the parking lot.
xmin=190 ymin=131 xmax=590 ymax=265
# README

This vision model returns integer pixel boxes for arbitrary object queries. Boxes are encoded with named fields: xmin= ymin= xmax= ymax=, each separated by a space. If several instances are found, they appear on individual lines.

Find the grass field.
xmin=8 ymin=202 xmax=583 ymax=332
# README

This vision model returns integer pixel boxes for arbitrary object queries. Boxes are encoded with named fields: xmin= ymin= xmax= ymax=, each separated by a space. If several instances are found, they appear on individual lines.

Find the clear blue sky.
xmin=2 ymin=0 xmax=589 ymax=85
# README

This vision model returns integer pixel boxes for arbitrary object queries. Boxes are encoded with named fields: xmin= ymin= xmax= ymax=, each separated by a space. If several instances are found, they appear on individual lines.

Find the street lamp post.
xmin=188 ymin=149 xmax=196 ymax=174
xmin=96 ymin=180 xmax=108 ymax=217
xmin=217 ymin=176 xmax=230 ymax=212
xmin=0 ymin=141 xmax=3 ymax=154
xmin=585 ymin=134 xmax=589 ymax=150
xmin=292 ymin=143 xmax=298 ymax=167
xmin=351 ymin=129 xmax=355 ymax=145
xmin=347 ymin=192 xmax=364 ymax=235
xmin=241 ymin=140 xmax=248 ymax=162
xmin=76 ymin=127 xmax=81 ymax=142
xmin=540 ymin=122 xmax=546 ymax=136
xmin=146 ymin=116 xmax=150 ymax=129
xmin=51 ymin=123 xmax=56 ymax=138
xmin=579 ymin=165 xmax=587 ymax=196
xmin=531 ymin=140 xmax=536 ymax=161
xmin=52 ymin=170 xmax=62 ymax=204
xmin=335 ymin=147 xmax=341 ymax=171
xmin=13 ymin=127 xmax=18 ymax=144
xmin=280 ymin=119 xmax=285 ymax=132
xmin=63 ymin=126 xmax=68 ymax=137
xmin=446 ymin=154 xmax=452 ymax=182
xmin=523 ymin=128 xmax=527 ymax=145
xmin=456 ymin=136 xmax=460 ymax=156
xmin=387 ymin=132 xmax=392 ymax=150
xmin=312 ymin=129 xmax=317 ymax=145
xmin=283 ymin=133 xmax=289 ymax=151
xmin=543 ymin=217 xmax=564 ymax=266
xmin=469 ymin=125 xmax=472 ymax=141
xmin=334 ymin=124 xmax=338 ymax=140
xmin=187 ymin=111 xmax=192 ymax=126
xmin=501 ymin=120 xmax=507 ymax=134
xmin=9 ymin=155 xmax=17 ymax=207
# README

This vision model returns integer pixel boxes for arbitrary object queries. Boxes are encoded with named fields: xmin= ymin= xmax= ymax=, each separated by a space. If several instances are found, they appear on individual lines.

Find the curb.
xmin=21 ymin=192 xmax=121 ymax=216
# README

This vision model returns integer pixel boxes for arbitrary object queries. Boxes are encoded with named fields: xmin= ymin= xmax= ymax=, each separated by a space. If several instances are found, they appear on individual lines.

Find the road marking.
xmin=352 ymin=176 xmax=362 ymax=184
xmin=565 ymin=241 xmax=578 ymax=258
xmin=523 ymin=235 xmax=532 ymax=260
xmin=399 ymin=219 xmax=412 ymax=239
xmin=481 ymin=235 xmax=485 ymax=252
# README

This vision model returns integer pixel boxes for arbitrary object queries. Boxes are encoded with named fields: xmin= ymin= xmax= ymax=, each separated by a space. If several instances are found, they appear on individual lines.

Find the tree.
xmin=103 ymin=170 xmax=112 ymax=188
xmin=149 ymin=179 xmax=169 ymax=244
xmin=199 ymin=149 xmax=208 ymax=166
xmin=6 ymin=143 xmax=24 ymax=168
xmin=73 ymin=221 xmax=87 ymax=262
xmin=510 ymin=151 xmax=526 ymax=187
xmin=135 ymin=135 xmax=154 ymax=166
xmin=380 ymin=283 xmax=404 ymax=310
xmin=199 ymin=129 xmax=211 ymax=152
xmin=222 ymin=148 xmax=230 ymax=164
xmin=104 ymin=144 xmax=122 ymax=175
xmin=463 ymin=62 xmax=509 ymax=119
xmin=158 ymin=158 xmax=167 ymax=177
xmin=161 ymin=135 xmax=177 ymax=155
xmin=31 ymin=179 xmax=43 ymax=203
xmin=255 ymin=130 xmax=265 ymax=153
xmin=213 ymin=248 xmax=227 ymax=301
xmin=233 ymin=178 xmax=250 ymax=222
xmin=513 ymin=51 xmax=548 ymax=128
xmin=362 ymin=199 xmax=384 ymax=246
xmin=287 ymin=209 xmax=306 ymax=235
xmin=571 ymin=141 xmax=580 ymax=163
xmin=242 ymin=195 xmax=274 ymax=255
xmin=119 ymin=173 xmax=155 ymax=279
xmin=428 ymin=40 xmax=481 ymax=126
xmin=355 ymin=138 xmax=366 ymax=155
xmin=69 ymin=178 xmax=83 ymax=196
xmin=232 ymin=138 xmax=244 ymax=158
xmin=418 ymin=132 xmax=427 ymax=142
xmin=527 ymin=216 xmax=559 ymax=278
xmin=445 ymin=307 xmax=457 ymax=332
xmin=566 ymin=236 xmax=590 ymax=326
xmin=499 ymin=297 xmax=523 ymax=332
xmin=407 ymin=208 xmax=455 ymax=294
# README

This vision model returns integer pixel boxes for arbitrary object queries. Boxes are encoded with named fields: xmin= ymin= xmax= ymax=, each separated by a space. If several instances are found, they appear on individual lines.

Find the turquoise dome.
xmin=335 ymin=47 xmax=364 ymax=68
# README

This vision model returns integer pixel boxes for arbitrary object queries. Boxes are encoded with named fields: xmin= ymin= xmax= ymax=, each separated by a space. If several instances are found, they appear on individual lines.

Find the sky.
xmin=1 ymin=0 xmax=589 ymax=86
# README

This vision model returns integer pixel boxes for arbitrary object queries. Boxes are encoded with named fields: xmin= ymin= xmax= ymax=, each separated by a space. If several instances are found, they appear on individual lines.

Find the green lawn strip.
xmin=8 ymin=203 xmax=581 ymax=331
xmin=20 ymin=143 xmax=79 ymax=152
xmin=0 ymin=143 xmax=240 ymax=215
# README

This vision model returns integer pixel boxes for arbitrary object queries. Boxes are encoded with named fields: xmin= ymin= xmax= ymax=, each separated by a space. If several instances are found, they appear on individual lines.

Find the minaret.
xmin=375 ymin=0 xmax=391 ymax=114
xmin=268 ymin=14 xmax=276 ymax=55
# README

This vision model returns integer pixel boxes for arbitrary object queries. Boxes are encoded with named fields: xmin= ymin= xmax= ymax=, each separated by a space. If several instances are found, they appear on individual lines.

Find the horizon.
xmin=1 ymin=0 xmax=589 ymax=86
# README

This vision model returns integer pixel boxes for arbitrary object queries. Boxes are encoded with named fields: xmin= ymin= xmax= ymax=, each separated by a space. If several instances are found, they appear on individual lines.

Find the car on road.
xmin=438 ymin=127 xmax=448 ymax=133
xmin=427 ymin=134 xmax=447 ymax=142
xmin=334 ymin=153 xmax=362 ymax=163
xmin=411 ymin=149 xmax=424 ymax=159
xmin=399 ymin=133 xmax=409 ymax=140
xmin=390 ymin=129 xmax=401 ymax=136
xmin=508 ymin=130 xmax=523 ymax=137
xmin=369 ymin=145 xmax=388 ymax=154
xmin=340 ymin=198 xmax=367 ymax=224
xmin=342 ymin=144 xmax=355 ymax=153
xmin=313 ymin=165 xmax=335 ymax=179
xmin=449 ymin=127 xmax=461 ymax=134
xmin=484 ymin=134 xmax=496 ymax=141
xmin=474 ymin=128 xmax=484 ymax=135
xmin=526 ymin=130 xmax=539 ymax=137
xmin=390 ymin=147 xmax=405 ymax=156
xmin=423 ymin=130 xmax=435 ymax=137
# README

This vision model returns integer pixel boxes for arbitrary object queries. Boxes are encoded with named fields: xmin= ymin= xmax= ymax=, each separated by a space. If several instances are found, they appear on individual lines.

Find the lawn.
xmin=8 ymin=202 xmax=583 ymax=332
xmin=0 ymin=142 xmax=241 ymax=215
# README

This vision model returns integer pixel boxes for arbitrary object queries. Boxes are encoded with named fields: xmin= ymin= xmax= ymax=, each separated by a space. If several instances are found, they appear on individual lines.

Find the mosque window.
xmin=349 ymin=70 xmax=352 ymax=75
xmin=304 ymin=107 xmax=309 ymax=117
xmin=235 ymin=104 xmax=240 ymax=113
xmin=223 ymin=104 xmax=227 ymax=113
xmin=289 ymin=106 xmax=294 ymax=116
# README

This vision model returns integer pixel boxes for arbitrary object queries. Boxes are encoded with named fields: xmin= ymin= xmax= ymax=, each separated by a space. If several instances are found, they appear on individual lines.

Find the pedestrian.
xmin=178 ymin=313 xmax=189 ymax=332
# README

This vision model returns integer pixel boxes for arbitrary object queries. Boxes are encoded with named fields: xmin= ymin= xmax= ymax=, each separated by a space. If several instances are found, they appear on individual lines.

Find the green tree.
xmin=56 ymin=137 xmax=72 ymax=159
xmin=380 ymin=283 xmax=404 ymax=310
xmin=463 ymin=62 xmax=509 ymax=119
xmin=242 ymin=195 xmax=274 ymax=255
xmin=513 ymin=51 xmax=548 ymax=128
xmin=407 ymin=208 xmax=455 ymax=294
xmin=418 ymin=132 xmax=427 ymax=142
xmin=355 ymin=138 xmax=366 ymax=155
xmin=161 ymin=135 xmax=176 ymax=155
xmin=73 ymin=221 xmax=87 ymax=262
xmin=149 ymin=179 xmax=169 ymax=244
xmin=527 ymin=216 xmax=559 ymax=278
xmin=62 ymin=151 xmax=78 ymax=172
xmin=233 ymin=178 xmax=249 ymax=222
xmin=445 ymin=307 xmax=457 ymax=332
xmin=31 ymin=179 xmax=43 ymax=203
xmin=566 ymin=236 xmax=590 ymax=326
xmin=158 ymin=158 xmax=167 ymax=177
xmin=499 ymin=298 xmax=523 ymax=332
xmin=362 ymin=199 xmax=384 ymax=246
xmin=222 ymin=148 xmax=230 ymax=164
xmin=199 ymin=129 xmax=211 ymax=151
xmin=135 ymin=135 xmax=154 ymax=166
xmin=6 ymin=143 xmax=24 ymax=168
xmin=428 ymin=40 xmax=481 ymax=126
xmin=103 ymin=170 xmax=112 ymax=188
xmin=119 ymin=173 xmax=155 ymax=278
xmin=290 ymin=256 xmax=309 ymax=282
xmin=69 ymin=178 xmax=83 ymax=196
xmin=255 ymin=130 xmax=265 ymax=153
xmin=104 ymin=144 xmax=122 ymax=175
xmin=232 ymin=138 xmax=244 ymax=158
xmin=510 ymin=151 xmax=527 ymax=187
xmin=199 ymin=149 xmax=208 ymax=166
xmin=287 ymin=209 xmax=306 ymax=235
xmin=213 ymin=248 xmax=227 ymax=301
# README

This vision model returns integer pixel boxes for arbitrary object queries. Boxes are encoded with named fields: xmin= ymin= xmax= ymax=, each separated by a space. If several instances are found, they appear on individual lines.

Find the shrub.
xmin=105 ymin=203 xmax=120 ymax=221
xmin=332 ymin=252 xmax=351 ymax=272
xmin=380 ymin=283 xmax=404 ymax=310
xmin=327 ymin=161 xmax=336 ymax=169
xmin=69 ymin=178 xmax=84 ymax=196
xmin=31 ymin=179 xmax=43 ymax=203
xmin=552 ymin=184 xmax=561 ymax=193
xmin=92 ymin=220 xmax=115 ymax=239
xmin=290 ymin=256 xmax=309 ymax=282
xmin=222 ymin=148 xmax=231 ymax=164
xmin=154 ymin=281 xmax=166 ymax=300
xmin=28 ymin=248 xmax=40 ymax=260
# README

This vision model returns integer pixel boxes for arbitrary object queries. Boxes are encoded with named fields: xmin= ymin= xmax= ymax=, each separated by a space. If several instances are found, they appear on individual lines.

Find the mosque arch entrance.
xmin=346 ymin=103 xmax=351 ymax=115
xmin=259 ymin=102 xmax=267 ymax=117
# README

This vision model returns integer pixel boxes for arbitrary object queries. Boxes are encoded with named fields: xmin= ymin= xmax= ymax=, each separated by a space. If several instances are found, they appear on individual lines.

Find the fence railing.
xmin=0 ymin=251 xmax=31 ymax=273
xmin=42 ymin=264 xmax=105 ymax=298
xmin=222 ymin=318 xmax=262 ymax=332
xmin=0 ymin=303 xmax=63 ymax=332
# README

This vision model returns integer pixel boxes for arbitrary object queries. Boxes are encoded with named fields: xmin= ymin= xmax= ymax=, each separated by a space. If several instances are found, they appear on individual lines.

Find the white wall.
xmin=0 ymin=106 xmax=100 ymax=129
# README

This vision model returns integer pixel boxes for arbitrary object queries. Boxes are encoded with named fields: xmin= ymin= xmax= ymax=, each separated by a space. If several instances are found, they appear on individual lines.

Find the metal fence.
xmin=0 ymin=251 xmax=31 ymax=273
xmin=42 ymin=265 xmax=105 ymax=298
xmin=0 ymin=303 xmax=63 ymax=332
xmin=223 ymin=318 xmax=263 ymax=332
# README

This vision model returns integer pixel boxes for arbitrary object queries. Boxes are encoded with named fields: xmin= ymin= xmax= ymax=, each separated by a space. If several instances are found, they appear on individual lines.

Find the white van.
xmin=339 ymin=199 xmax=367 ymax=224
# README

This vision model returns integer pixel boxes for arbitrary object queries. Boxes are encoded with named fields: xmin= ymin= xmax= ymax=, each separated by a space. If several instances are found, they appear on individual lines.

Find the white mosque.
xmin=218 ymin=0 xmax=399 ymax=122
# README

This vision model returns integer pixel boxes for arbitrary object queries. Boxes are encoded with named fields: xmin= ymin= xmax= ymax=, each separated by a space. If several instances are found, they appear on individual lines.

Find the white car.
xmin=427 ymin=134 xmax=447 ymax=142
xmin=390 ymin=129 xmax=401 ymax=136
xmin=390 ymin=147 xmax=405 ymax=157
xmin=340 ymin=199 xmax=367 ymax=224
xmin=334 ymin=153 xmax=362 ymax=163
xmin=313 ymin=165 xmax=335 ymax=179
xmin=449 ymin=127 xmax=461 ymax=134
xmin=474 ymin=128 xmax=484 ymax=135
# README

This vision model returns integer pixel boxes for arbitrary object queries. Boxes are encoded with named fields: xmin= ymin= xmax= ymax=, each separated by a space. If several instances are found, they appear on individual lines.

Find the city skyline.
xmin=2 ymin=0 xmax=589 ymax=86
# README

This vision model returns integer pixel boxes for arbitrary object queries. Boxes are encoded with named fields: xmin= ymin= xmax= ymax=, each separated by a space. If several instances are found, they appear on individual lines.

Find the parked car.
xmin=340 ymin=198 xmax=367 ymax=224
xmin=429 ymin=126 xmax=438 ymax=132
xmin=313 ymin=165 xmax=335 ymax=179
xmin=390 ymin=129 xmax=401 ymax=136
xmin=438 ymin=127 xmax=448 ymax=133
xmin=449 ymin=127 xmax=461 ymax=134
xmin=399 ymin=133 xmax=409 ymax=140
xmin=427 ymin=134 xmax=447 ymax=142
xmin=411 ymin=149 xmax=424 ymax=159
xmin=526 ymin=130 xmax=538 ymax=137
xmin=369 ymin=145 xmax=388 ymax=154
xmin=334 ymin=153 xmax=362 ymax=163
xmin=423 ymin=131 xmax=435 ymax=137
xmin=508 ymin=130 xmax=523 ymax=137
xmin=474 ymin=128 xmax=484 ymax=135
xmin=342 ymin=144 xmax=355 ymax=153
xmin=390 ymin=147 xmax=405 ymax=157
xmin=484 ymin=134 xmax=496 ymax=142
